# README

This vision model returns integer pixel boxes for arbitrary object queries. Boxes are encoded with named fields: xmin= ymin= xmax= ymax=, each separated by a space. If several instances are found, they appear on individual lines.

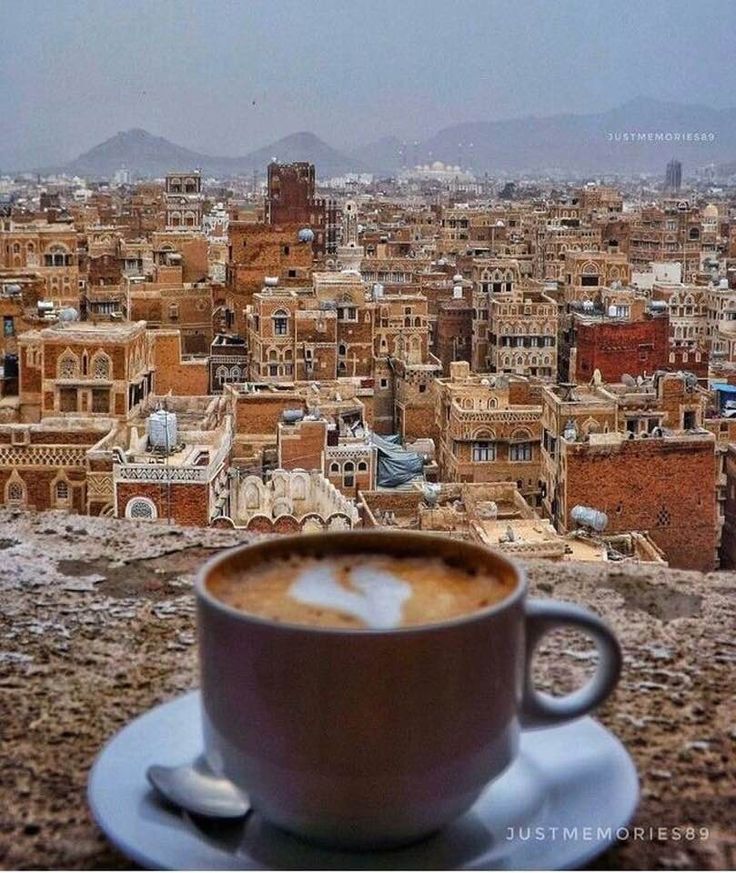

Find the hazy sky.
xmin=2 ymin=0 xmax=735 ymax=169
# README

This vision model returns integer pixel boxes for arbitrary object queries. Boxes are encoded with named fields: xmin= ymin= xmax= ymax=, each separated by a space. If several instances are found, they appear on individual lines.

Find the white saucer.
xmin=88 ymin=691 xmax=638 ymax=870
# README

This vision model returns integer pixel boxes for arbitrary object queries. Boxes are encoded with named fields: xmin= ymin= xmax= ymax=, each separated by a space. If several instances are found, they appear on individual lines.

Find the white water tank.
xmin=264 ymin=276 xmax=279 ymax=287
xmin=149 ymin=410 xmax=178 ymax=450
xmin=373 ymin=283 xmax=384 ymax=298
xmin=453 ymin=284 xmax=463 ymax=299
xmin=571 ymin=505 xmax=608 ymax=532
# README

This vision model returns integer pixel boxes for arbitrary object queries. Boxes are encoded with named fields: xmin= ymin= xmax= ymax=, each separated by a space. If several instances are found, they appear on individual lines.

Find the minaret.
xmin=337 ymin=200 xmax=364 ymax=272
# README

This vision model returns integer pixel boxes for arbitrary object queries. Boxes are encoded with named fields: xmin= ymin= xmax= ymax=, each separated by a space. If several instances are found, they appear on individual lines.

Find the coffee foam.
xmin=208 ymin=552 xmax=512 ymax=629
xmin=289 ymin=562 xmax=412 ymax=630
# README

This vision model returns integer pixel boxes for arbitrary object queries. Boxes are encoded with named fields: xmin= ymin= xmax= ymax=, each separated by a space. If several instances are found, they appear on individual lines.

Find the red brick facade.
xmin=575 ymin=315 xmax=670 ymax=382
xmin=561 ymin=437 xmax=717 ymax=571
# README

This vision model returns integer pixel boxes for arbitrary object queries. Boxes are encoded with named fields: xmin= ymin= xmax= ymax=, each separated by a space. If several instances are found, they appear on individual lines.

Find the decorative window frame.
xmin=125 ymin=496 xmax=158 ymax=520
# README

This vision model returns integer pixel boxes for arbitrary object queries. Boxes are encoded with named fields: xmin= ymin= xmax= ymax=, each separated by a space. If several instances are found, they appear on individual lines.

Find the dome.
xmin=704 ymin=204 xmax=718 ymax=217
xmin=431 ymin=161 xmax=444 ymax=170
xmin=297 ymin=227 xmax=315 ymax=243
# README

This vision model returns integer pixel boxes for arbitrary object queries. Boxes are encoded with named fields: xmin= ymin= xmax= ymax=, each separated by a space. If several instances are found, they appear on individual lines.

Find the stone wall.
xmin=0 ymin=508 xmax=732 ymax=869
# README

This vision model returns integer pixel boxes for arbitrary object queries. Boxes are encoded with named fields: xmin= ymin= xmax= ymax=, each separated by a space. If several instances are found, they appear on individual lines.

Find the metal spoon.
xmin=147 ymin=756 xmax=250 ymax=819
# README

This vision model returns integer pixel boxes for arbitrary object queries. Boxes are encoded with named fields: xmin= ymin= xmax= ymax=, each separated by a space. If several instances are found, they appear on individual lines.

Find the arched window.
xmin=338 ymin=343 xmax=347 ymax=356
xmin=58 ymin=351 xmax=79 ymax=379
xmin=44 ymin=245 xmax=70 ymax=267
xmin=272 ymin=310 xmax=289 ymax=336
xmin=6 ymin=478 xmax=25 ymax=505
xmin=357 ymin=461 xmax=368 ymax=472
xmin=343 ymin=461 xmax=355 ymax=487
xmin=92 ymin=352 xmax=111 ymax=380
xmin=125 ymin=497 xmax=157 ymax=520
xmin=329 ymin=462 xmax=340 ymax=474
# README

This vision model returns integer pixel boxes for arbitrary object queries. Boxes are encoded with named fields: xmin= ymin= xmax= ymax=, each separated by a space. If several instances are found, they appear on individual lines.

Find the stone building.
xmin=266 ymin=162 xmax=337 ymax=257
xmin=227 ymin=467 xmax=358 ymax=533
xmin=484 ymin=288 xmax=558 ymax=380
xmin=433 ymin=362 xmax=543 ymax=505
xmin=539 ymin=377 xmax=717 ymax=571
xmin=17 ymin=321 xmax=154 ymax=424
xmin=628 ymin=200 xmax=704 ymax=282
xmin=164 ymin=172 xmax=203 ymax=229
xmin=0 ymin=219 xmax=80 ymax=306
xmin=562 ymin=251 xmax=631 ymax=304
xmin=226 ymin=221 xmax=314 ymax=327
xmin=110 ymin=394 xmax=232 ymax=526
xmin=0 ymin=419 xmax=114 ymax=516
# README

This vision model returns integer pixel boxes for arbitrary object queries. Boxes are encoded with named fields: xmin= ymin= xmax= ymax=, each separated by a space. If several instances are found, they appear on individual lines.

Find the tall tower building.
xmin=336 ymin=200 xmax=363 ymax=271
xmin=665 ymin=159 xmax=682 ymax=192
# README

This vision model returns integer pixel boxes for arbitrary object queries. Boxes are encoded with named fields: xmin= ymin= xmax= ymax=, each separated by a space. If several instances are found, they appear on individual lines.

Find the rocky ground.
xmin=0 ymin=508 xmax=734 ymax=870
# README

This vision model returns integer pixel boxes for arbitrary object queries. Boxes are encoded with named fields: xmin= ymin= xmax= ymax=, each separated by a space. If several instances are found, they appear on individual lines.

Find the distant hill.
xmin=238 ymin=132 xmax=362 ymax=177
xmin=37 ymin=98 xmax=736 ymax=179
xmin=57 ymin=129 xmax=212 ymax=178
xmin=418 ymin=98 xmax=736 ymax=174
xmin=49 ymin=129 xmax=360 ymax=180
xmin=348 ymin=136 xmax=404 ymax=176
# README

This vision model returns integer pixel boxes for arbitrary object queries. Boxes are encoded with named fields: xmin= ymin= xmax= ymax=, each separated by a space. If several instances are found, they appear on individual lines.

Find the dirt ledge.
xmin=0 ymin=509 xmax=734 ymax=870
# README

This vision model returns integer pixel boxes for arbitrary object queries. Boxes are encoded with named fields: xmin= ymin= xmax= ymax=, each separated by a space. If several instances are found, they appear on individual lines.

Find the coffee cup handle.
xmin=520 ymin=599 xmax=622 ymax=729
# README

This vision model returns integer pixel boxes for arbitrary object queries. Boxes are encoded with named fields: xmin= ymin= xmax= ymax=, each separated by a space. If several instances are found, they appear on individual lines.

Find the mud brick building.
xmin=111 ymin=395 xmax=232 ymax=526
xmin=227 ymin=467 xmax=358 ymax=533
xmin=148 ymin=330 xmax=208 ymax=396
xmin=0 ymin=219 xmax=81 ymax=306
xmin=435 ymin=296 xmax=473 ymax=375
xmin=0 ymin=272 xmax=44 ymax=360
xmin=0 ymin=420 xmax=113 ymax=515
xmin=485 ymin=288 xmax=559 ymax=380
xmin=17 ymin=321 xmax=153 ymax=424
xmin=540 ymin=378 xmax=717 ymax=571
xmin=226 ymin=222 xmax=314 ymax=329
xmin=558 ymin=434 xmax=716 ymax=571
xmin=628 ymin=200 xmax=704 ymax=282
xmin=573 ymin=312 xmax=671 ymax=383
xmin=209 ymin=334 xmax=248 ymax=393
xmin=561 ymin=251 xmax=631 ymax=304
xmin=163 ymin=172 xmax=203 ymax=229
xmin=278 ymin=414 xmax=375 ymax=497
xmin=532 ymin=225 xmax=603 ymax=282
xmin=152 ymin=232 xmax=209 ymax=283
xmin=266 ymin=162 xmax=337 ymax=258
xmin=128 ymin=277 xmax=214 ymax=355
xmin=433 ymin=362 xmax=543 ymax=505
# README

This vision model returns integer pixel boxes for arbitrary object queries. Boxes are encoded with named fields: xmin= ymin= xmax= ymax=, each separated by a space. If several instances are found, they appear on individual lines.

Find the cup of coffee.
xmin=196 ymin=530 xmax=621 ymax=850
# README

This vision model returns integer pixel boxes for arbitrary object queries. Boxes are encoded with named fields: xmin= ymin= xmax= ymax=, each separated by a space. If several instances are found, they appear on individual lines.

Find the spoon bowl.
xmin=147 ymin=757 xmax=250 ymax=819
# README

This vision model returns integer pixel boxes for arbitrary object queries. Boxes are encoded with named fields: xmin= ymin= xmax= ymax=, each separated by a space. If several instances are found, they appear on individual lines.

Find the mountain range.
xmin=37 ymin=98 xmax=736 ymax=179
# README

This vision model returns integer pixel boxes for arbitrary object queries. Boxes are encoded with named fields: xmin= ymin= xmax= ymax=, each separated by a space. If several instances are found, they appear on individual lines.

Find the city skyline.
xmin=2 ymin=0 xmax=736 ymax=168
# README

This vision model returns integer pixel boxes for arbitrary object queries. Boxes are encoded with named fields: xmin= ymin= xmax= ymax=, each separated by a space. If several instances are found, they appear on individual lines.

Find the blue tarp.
xmin=370 ymin=432 xmax=424 ymax=488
